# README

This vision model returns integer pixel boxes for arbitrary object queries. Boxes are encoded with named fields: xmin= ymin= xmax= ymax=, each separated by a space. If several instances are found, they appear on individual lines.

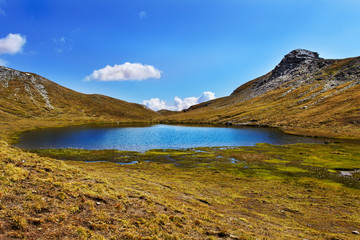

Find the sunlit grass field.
xmin=0 ymin=141 xmax=356 ymax=239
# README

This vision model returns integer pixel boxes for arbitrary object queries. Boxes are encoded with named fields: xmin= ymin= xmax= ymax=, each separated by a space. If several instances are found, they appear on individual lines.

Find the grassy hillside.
xmin=157 ymin=109 xmax=181 ymax=116
xmin=0 ymin=66 xmax=158 ymax=141
xmin=161 ymin=53 xmax=360 ymax=139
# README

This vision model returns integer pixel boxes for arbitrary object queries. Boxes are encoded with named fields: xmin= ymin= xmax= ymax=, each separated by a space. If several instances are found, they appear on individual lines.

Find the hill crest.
xmin=230 ymin=49 xmax=360 ymax=101
xmin=0 ymin=66 xmax=157 ymax=124
xmin=164 ymin=49 xmax=360 ymax=138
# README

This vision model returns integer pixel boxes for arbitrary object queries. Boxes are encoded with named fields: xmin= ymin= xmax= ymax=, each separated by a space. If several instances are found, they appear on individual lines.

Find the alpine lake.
xmin=14 ymin=123 xmax=360 ymax=186
xmin=16 ymin=124 xmax=326 ymax=152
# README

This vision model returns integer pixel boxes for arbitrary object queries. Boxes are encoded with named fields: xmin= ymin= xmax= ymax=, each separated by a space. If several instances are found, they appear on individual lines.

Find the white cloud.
xmin=143 ymin=98 xmax=168 ymax=111
xmin=143 ymin=91 xmax=216 ymax=111
xmin=173 ymin=96 xmax=199 ymax=111
xmin=0 ymin=33 xmax=26 ymax=54
xmin=85 ymin=62 xmax=161 ymax=81
xmin=0 ymin=58 xmax=8 ymax=66
xmin=139 ymin=11 xmax=147 ymax=19
xmin=198 ymin=91 xmax=215 ymax=103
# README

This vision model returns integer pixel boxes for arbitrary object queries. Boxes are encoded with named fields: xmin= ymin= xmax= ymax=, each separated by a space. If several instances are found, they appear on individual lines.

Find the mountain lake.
xmin=15 ymin=124 xmax=328 ymax=152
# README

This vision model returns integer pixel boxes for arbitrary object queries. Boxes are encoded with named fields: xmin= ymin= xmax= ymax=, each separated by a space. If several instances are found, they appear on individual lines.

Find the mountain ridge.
xmin=0 ymin=65 xmax=158 ymax=140
xmin=229 ymin=49 xmax=359 ymax=101
xmin=0 ymin=65 xmax=157 ymax=119
xmin=163 ymin=49 xmax=360 ymax=139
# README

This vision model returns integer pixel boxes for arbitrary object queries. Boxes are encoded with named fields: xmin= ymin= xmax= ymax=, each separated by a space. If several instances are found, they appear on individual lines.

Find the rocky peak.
xmin=269 ymin=49 xmax=322 ymax=80
xmin=285 ymin=49 xmax=320 ymax=61
xmin=231 ymin=49 xmax=347 ymax=100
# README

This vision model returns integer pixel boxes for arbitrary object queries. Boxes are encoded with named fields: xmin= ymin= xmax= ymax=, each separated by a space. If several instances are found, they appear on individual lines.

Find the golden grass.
xmin=6 ymin=141 xmax=355 ymax=239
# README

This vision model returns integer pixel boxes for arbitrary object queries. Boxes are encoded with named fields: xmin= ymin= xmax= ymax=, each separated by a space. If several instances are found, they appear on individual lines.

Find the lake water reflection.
xmin=15 ymin=124 xmax=326 ymax=152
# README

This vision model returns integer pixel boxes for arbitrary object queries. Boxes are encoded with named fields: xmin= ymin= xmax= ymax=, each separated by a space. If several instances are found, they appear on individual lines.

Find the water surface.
xmin=15 ymin=124 xmax=326 ymax=152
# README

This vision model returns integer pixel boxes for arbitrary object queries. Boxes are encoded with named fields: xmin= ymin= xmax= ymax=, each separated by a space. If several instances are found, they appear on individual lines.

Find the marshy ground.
xmin=4 ymin=141 xmax=355 ymax=239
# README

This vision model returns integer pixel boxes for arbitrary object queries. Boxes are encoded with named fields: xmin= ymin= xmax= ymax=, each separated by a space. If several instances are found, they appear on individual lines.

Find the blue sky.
xmin=1 ymin=0 xmax=360 ymax=110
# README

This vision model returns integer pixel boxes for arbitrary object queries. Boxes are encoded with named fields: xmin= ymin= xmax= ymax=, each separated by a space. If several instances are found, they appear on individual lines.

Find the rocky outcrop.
xmin=268 ymin=49 xmax=322 ymax=81
xmin=0 ymin=66 xmax=54 ymax=109
xmin=231 ymin=49 xmax=360 ymax=102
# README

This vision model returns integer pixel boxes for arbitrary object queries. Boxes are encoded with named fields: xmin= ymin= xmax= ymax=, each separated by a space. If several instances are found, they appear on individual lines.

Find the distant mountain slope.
xmin=0 ymin=66 xmax=157 ymax=122
xmin=163 ymin=49 xmax=360 ymax=138
xmin=157 ymin=109 xmax=181 ymax=116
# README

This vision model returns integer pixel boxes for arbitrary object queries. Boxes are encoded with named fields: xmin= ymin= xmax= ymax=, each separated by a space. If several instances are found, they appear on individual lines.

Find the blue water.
xmin=15 ymin=124 xmax=326 ymax=152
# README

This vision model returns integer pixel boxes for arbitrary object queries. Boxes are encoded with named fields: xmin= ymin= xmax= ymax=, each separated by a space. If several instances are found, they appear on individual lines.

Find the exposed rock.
xmin=0 ymin=66 xmax=54 ymax=109
xmin=269 ymin=49 xmax=322 ymax=81
xmin=230 ymin=49 xmax=360 ymax=103
xmin=352 ymin=230 xmax=360 ymax=235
